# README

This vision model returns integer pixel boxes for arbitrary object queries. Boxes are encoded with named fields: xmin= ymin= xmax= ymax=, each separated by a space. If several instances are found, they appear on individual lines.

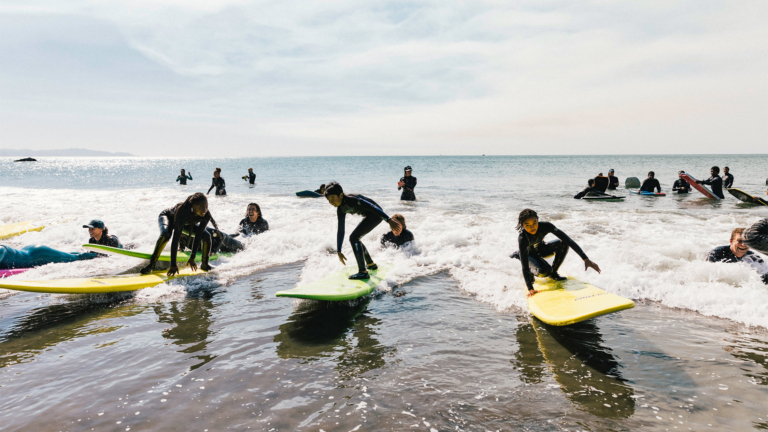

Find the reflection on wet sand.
xmin=274 ymin=299 xmax=394 ymax=379
xmin=724 ymin=327 xmax=768 ymax=386
xmin=518 ymin=318 xmax=635 ymax=419
xmin=152 ymin=291 xmax=218 ymax=371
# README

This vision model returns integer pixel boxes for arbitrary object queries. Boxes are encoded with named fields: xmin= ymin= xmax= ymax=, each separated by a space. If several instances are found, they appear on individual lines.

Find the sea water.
xmin=1 ymin=155 xmax=768 ymax=430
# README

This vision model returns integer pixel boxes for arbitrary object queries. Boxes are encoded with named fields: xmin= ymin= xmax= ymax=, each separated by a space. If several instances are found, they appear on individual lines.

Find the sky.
xmin=0 ymin=0 xmax=766 ymax=156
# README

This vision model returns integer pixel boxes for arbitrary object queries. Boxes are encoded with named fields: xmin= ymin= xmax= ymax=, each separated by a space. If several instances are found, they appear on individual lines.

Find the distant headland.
xmin=1 ymin=148 xmax=135 ymax=157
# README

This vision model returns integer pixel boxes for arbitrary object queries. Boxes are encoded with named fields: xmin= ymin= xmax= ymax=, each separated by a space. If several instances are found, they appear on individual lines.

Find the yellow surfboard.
xmin=0 ymin=268 xmax=206 ymax=294
xmin=528 ymin=278 xmax=634 ymax=326
xmin=276 ymin=266 xmax=389 ymax=301
xmin=0 ymin=221 xmax=45 ymax=240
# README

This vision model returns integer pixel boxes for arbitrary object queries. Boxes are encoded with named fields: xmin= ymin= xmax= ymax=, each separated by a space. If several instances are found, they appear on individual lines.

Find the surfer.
xmin=695 ymin=166 xmax=724 ymax=199
xmin=510 ymin=209 xmax=601 ymax=297
xmin=398 ymin=166 xmax=417 ymax=201
xmin=607 ymin=169 xmax=619 ymax=190
xmin=141 ymin=192 xmax=219 ymax=276
xmin=242 ymin=168 xmax=256 ymax=186
xmin=238 ymin=203 xmax=269 ymax=237
xmin=672 ymin=171 xmax=691 ymax=194
xmin=381 ymin=214 xmax=414 ymax=248
xmin=84 ymin=219 xmax=123 ymax=248
xmin=207 ymin=168 xmax=227 ymax=196
xmin=176 ymin=169 xmax=192 ymax=185
xmin=1 ymin=245 xmax=97 ymax=270
xmin=574 ymin=179 xmax=609 ymax=199
xmin=723 ymin=166 xmax=734 ymax=189
xmin=324 ymin=182 xmax=402 ymax=280
xmin=707 ymin=228 xmax=768 ymax=284
xmin=639 ymin=172 xmax=661 ymax=193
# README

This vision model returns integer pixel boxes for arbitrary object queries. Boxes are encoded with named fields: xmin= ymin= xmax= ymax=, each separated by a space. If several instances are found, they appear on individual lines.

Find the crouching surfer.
xmin=324 ymin=182 xmax=401 ymax=280
xmin=510 ymin=209 xmax=601 ymax=297
xmin=707 ymin=227 xmax=768 ymax=284
xmin=141 ymin=192 xmax=219 ymax=276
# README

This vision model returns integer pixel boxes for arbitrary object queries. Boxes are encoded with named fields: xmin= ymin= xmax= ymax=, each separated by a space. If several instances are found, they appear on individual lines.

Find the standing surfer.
xmin=672 ymin=171 xmax=691 ymax=194
xmin=510 ymin=209 xmax=601 ymax=297
xmin=398 ymin=166 xmax=417 ymax=201
xmin=243 ymin=168 xmax=256 ymax=186
xmin=723 ymin=166 xmax=734 ymax=189
xmin=607 ymin=169 xmax=619 ymax=190
xmin=324 ymin=182 xmax=402 ymax=280
xmin=695 ymin=166 xmax=724 ymax=199
xmin=207 ymin=168 xmax=227 ymax=196
xmin=176 ymin=169 xmax=192 ymax=185
xmin=639 ymin=172 xmax=662 ymax=193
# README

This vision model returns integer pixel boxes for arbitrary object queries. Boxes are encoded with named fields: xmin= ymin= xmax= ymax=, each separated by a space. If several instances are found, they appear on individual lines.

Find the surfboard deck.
xmin=727 ymin=188 xmax=768 ymax=206
xmin=82 ymin=244 xmax=227 ymax=261
xmin=0 ymin=267 xmax=206 ymax=294
xmin=0 ymin=268 xmax=30 ymax=279
xmin=528 ymin=278 xmax=634 ymax=326
xmin=296 ymin=190 xmax=322 ymax=198
xmin=0 ymin=221 xmax=45 ymax=240
xmin=583 ymin=195 xmax=625 ymax=202
xmin=630 ymin=191 xmax=666 ymax=196
xmin=624 ymin=177 xmax=641 ymax=188
xmin=276 ymin=266 xmax=389 ymax=301
xmin=681 ymin=173 xmax=720 ymax=199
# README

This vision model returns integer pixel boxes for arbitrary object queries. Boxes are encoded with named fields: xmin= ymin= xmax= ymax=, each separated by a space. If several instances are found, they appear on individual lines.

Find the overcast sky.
xmin=1 ymin=0 xmax=766 ymax=156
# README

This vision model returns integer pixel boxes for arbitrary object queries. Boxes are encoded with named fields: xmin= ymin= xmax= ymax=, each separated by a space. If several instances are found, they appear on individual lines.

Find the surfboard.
xmin=728 ymin=188 xmax=768 ymax=206
xmin=681 ymin=173 xmax=720 ymax=199
xmin=0 ymin=267 xmax=206 ymax=294
xmin=630 ymin=190 xmax=666 ymax=196
xmin=276 ymin=266 xmax=388 ymax=301
xmin=528 ymin=278 xmax=634 ymax=326
xmin=0 ymin=268 xmax=29 ymax=279
xmin=582 ymin=195 xmax=625 ymax=202
xmin=296 ymin=190 xmax=322 ymax=198
xmin=82 ymin=244 xmax=227 ymax=261
xmin=0 ymin=221 xmax=44 ymax=240
xmin=624 ymin=177 xmax=640 ymax=188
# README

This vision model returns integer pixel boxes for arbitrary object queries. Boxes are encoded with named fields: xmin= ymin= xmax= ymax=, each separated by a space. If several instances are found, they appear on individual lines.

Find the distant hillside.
xmin=0 ymin=148 xmax=134 ymax=157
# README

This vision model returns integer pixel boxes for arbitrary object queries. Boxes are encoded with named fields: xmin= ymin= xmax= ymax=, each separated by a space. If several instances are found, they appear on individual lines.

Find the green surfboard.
xmin=82 ymin=244 xmax=228 ymax=262
xmin=276 ymin=266 xmax=389 ymax=301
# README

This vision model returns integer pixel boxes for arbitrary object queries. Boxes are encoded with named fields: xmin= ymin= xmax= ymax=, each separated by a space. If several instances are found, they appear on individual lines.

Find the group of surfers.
xmin=575 ymin=166 xmax=735 ymax=199
xmin=175 ymin=167 xmax=257 ymax=196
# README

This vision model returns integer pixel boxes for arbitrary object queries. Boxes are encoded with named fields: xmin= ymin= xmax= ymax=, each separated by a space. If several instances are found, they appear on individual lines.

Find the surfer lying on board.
xmin=176 ymin=169 xmax=192 ymax=185
xmin=0 ymin=245 xmax=98 ymax=270
xmin=672 ymin=171 xmax=690 ymax=194
xmin=84 ymin=219 xmax=122 ymax=248
xmin=238 ymin=203 xmax=269 ymax=237
xmin=639 ymin=171 xmax=661 ymax=193
xmin=510 ymin=209 xmax=601 ymax=297
xmin=707 ymin=228 xmax=768 ymax=284
xmin=695 ymin=166 xmax=724 ymax=199
xmin=574 ymin=179 xmax=610 ymax=199
xmin=381 ymin=214 xmax=414 ymax=248
xmin=324 ymin=182 xmax=402 ymax=280
xmin=207 ymin=168 xmax=227 ymax=196
xmin=141 ymin=192 xmax=220 ymax=276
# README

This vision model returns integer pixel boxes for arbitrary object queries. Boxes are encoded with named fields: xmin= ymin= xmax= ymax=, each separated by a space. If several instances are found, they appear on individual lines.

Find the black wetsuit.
xmin=707 ymin=245 xmax=768 ymax=284
xmin=246 ymin=172 xmax=256 ymax=185
xmin=381 ymin=229 xmax=414 ymax=248
xmin=510 ymin=222 xmax=589 ymax=291
xmin=723 ymin=173 xmax=734 ymax=189
xmin=399 ymin=176 xmax=417 ymax=201
xmin=176 ymin=173 xmax=192 ymax=185
xmin=238 ymin=217 xmax=269 ymax=236
xmin=208 ymin=177 xmax=226 ymax=196
xmin=89 ymin=234 xmax=122 ymax=249
xmin=143 ymin=204 xmax=213 ymax=272
xmin=181 ymin=228 xmax=243 ymax=254
xmin=607 ymin=175 xmax=619 ymax=190
xmin=639 ymin=178 xmax=661 ymax=193
xmin=744 ymin=218 xmax=768 ymax=255
xmin=336 ymin=194 xmax=390 ymax=272
xmin=672 ymin=179 xmax=690 ymax=194
xmin=700 ymin=175 xmax=724 ymax=199
xmin=574 ymin=186 xmax=605 ymax=199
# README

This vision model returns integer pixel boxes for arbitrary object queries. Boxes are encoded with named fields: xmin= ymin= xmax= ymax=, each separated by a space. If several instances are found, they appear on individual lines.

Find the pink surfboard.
xmin=0 ymin=268 xmax=29 ymax=279
xmin=681 ymin=173 xmax=720 ymax=200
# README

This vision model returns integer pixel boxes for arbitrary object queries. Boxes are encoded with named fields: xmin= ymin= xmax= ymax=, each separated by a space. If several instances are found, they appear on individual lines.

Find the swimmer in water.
xmin=607 ymin=169 xmax=619 ymax=190
xmin=639 ymin=171 xmax=661 ymax=193
xmin=141 ymin=192 xmax=220 ymax=276
xmin=510 ymin=209 xmax=601 ymax=297
xmin=207 ymin=168 xmax=227 ymax=196
xmin=176 ymin=169 xmax=192 ymax=185
xmin=695 ymin=166 xmax=724 ymax=199
xmin=707 ymin=227 xmax=768 ymax=284
xmin=324 ymin=182 xmax=402 ymax=280
xmin=84 ymin=219 xmax=123 ymax=248
xmin=398 ymin=166 xmax=417 ymax=201
xmin=381 ymin=213 xmax=414 ymax=248
xmin=242 ymin=168 xmax=256 ymax=186
xmin=238 ymin=203 xmax=269 ymax=237
xmin=672 ymin=171 xmax=690 ymax=194
xmin=574 ymin=179 xmax=610 ymax=199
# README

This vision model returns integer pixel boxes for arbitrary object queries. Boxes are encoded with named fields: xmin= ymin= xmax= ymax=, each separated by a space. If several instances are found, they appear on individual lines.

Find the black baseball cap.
xmin=83 ymin=219 xmax=105 ymax=229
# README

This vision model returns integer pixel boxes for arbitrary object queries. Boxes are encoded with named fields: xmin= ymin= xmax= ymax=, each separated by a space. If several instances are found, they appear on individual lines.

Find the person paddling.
xmin=510 ymin=209 xmax=601 ymax=297
xmin=141 ymin=192 xmax=219 ymax=276
xmin=207 ymin=168 xmax=227 ymax=196
xmin=176 ymin=169 xmax=192 ymax=185
xmin=398 ymin=166 xmax=417 ymax=201
xmin=324 ymin=182 xmax=401 ymax=280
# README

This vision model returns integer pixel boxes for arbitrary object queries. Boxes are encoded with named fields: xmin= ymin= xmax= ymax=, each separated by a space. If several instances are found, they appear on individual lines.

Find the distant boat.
xmin=14 ymin=157 xmax=37 ymax=162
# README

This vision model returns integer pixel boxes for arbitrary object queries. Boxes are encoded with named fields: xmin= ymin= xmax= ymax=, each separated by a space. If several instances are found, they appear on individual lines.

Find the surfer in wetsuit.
xmin=708 ymin=228 xmax=768 ymax=284
xmin=0 ymin=245 xmax=97 ymax=270
xmin=510 ymin=209 xmax=601 ymax=297
xmin=743 ymin=218 xmax=768 ymax=256
xmin=176 ymin=169 xmax=192 ymax=185
xmin=243 ymin=168 xmax=256 ymax=186
xmin=238 ymin=203 xmax=269 ymax=237
xmin=141 ymin=192 xmax=219 ymax=276
xmin=723 ymin=166 xmax=734 ymax=189
xmin=574 ymin=179 xmax=609 ymax=199
xmin=607 ymin=169 xmax=619 ymax=190
xmin=695 ymin=166 xmax=724 ymax=199
xmin=672 ymin=171 xmax=690 ymax=194
xmin=84 ymin=219 xmax=123 ymax=248
xmin=314 ymin=184 xmax=326 ymax=195
xmin=207 ymin=168 xmax=226 ymax=196
xmin=324 ymin=182 xmax=402 ymax=280
xmin=381 ymin=214 xmax=414 ymax=248
xmin=639 ymin=171 xmax=661 ymax=193
xmin=398 ymin=166 xmax=417 ymax=201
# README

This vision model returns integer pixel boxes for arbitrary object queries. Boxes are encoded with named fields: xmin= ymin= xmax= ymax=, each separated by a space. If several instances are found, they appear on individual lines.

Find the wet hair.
xmin=324 ymin=182 xmax=343 ymax=196
xmin=248 ymin=167 xmax=253 ymax=171
xmin=588 ymin=179 xmax=595 ymax=186
xmin=215 ymin=167 xmax=221 ymax=172
xmin=648 ymin=171 xmax=655 ymax=177
xmin=711 ymin=166 xmax=720 ymax=174
xmin=516 ymin=209 xmax=538 ymax=232
xmin=731 ymin=227 xmax=745 ymax=241
xmin=246 ymin=202 xmax=262 ymax=220
xmin=175 ymin=192 xmax=219 ymax=231
xmin=391 ymin=213 xmax=406 ymax=230
xmin=317 ymin=184 xmax=326 ymax=195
